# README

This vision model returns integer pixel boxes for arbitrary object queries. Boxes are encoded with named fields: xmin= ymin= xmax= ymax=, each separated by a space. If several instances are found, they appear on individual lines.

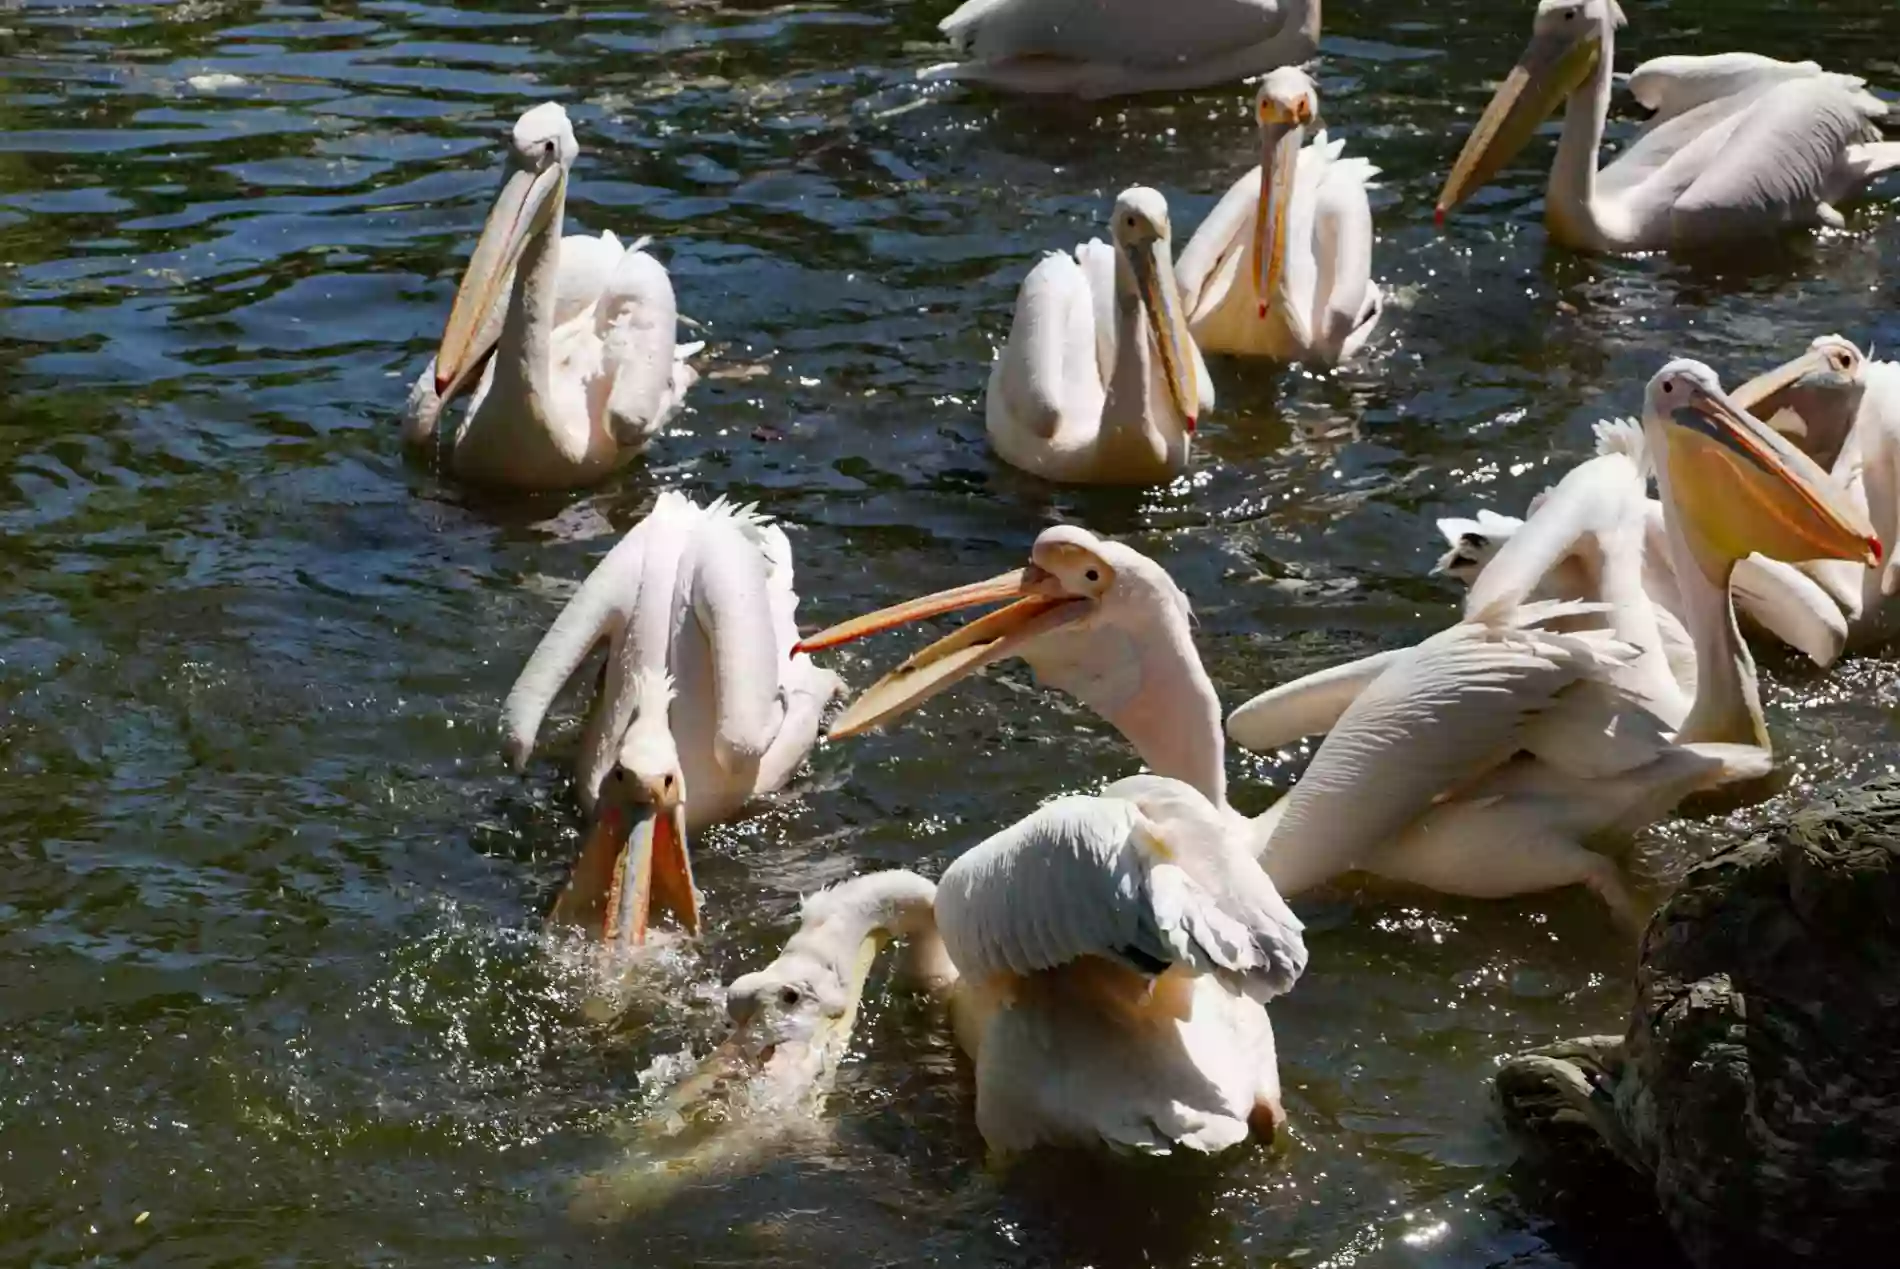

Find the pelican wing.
xmin=1310 ymin=140 xmax=1382 ymax=358
xmin=1666 ymin=77 xmax=1886 ymax=237
xmin=1627 ymin=54 xmax=1827 ymax=128
xmin=938 ymin=787 xmax=1303 ymax=1000
xmin=1258 ymin=603 xmax=1638 ymax=895
xmin=1175 ymin=165 xmax=1260 ymax=322
xmin=993 ymin=249 xmax=1106 ymax=439
xmin=1226 ymin=647 xmax=1408 ymax=752
xmin=596 ymin=245 xmax=695 ymax=449
xmin=501 ymin=518 xmax=654 ymax=771
xmin=1861 ymin=362 xmax=1900 ymax=598
xmin=684 ymin=504 xmax=787 ymax=769
xmin=1463 ymin=451 xmax=1650 ymax=624
xmin=941 ymin=0 xmax=1289 ymax=70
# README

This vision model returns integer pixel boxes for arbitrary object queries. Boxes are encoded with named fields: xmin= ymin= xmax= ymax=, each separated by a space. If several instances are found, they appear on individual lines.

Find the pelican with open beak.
xmin=401 ymin=102 xmax=701 ymax=490
xmin=794 ymin=543 xmax=1106 ymax=741
xmin=983 ymin=187 xmax=1213 ymax=485
xmin=1177 ymin=67 xmax=1383 ymax=365
xmin=1435 ymin=2 xmax=1900 ymax=253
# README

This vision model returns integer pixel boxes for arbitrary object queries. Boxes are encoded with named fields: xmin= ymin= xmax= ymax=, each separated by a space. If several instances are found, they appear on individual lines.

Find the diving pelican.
xmin=714 ymin=775 xmax=1305 ymax=1156
xmin=502 ymin=493 xmax=842 ymax=946
xmin=1436 ymin=1 xmax=1900 ymax=252
xmin=1176 ymin=67 xmax=1383 ymax=365
xmin=793 ymin=363 xmax=1876 ymax=921
xmin=985 ymin=186 xmax=1211 ymax=485
xmin=925 ymin=0 xmax=1319 ymax=99
xmin=404 ymin=103 xmax=702 ymax=490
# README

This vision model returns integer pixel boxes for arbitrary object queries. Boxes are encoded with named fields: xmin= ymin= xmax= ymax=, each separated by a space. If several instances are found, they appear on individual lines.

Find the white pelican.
xmin=1435 ymin=2 xmax=1900 ymax=252
xmin=794 ymin=364 xmax=1876 ymax=921
xmin=1738 ymin=337 xmax=1900 ymax=657
xmin=926 ymin=0 xmax=1319 ymax=99
xmin=714 ymin=776 xmax=1305 ymax=1156
xmin=502 ymin=493 xmax=842 ymax=947
xmin=1176 ymin=67 xmax=1382 ymax=365
xmin=985 ymin=186 xmax=1212 ymax=485
xmin=403 ymin=103 xmax=702 ymax=491
xmin=1436 ymin=338 xmax=1899 ymax=669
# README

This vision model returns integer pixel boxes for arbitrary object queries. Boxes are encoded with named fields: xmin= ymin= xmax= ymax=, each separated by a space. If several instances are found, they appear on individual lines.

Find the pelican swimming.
xmin=1436 ymin=338 xmax=1900 ymax=668
xmin=1436 ymin=1 xmax=1900 ymax=252
xmin=1176 ymin=67 xmax=1383 ymax=365
xmin=793 ymin=363 xmax=1877 ymax=921
xmin=403 ymin=103 xmax=702 ymax=490
xmin=713 ymin=775 xmax=1305 ymax=1156
xmin=502 ymin=493 xmax=842 ymax=947
xmin=925 ymin=0 xmax=1319 ymax=99
xmin=985 ymin=186 xmax=1211 ymax=485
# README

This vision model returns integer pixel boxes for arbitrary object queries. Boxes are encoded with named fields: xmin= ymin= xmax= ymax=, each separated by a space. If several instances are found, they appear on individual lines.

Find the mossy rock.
xmin=1496 ymin=776 xmax=1900 ymax=1266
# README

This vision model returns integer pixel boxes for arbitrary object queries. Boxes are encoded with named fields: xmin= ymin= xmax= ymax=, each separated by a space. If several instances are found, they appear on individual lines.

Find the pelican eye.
xmin=1085 ymin=568 xmax=1100 ymax=582
xmin=778 ymin=986 xmax=802 ymax=1007
xmin=663 ymin=773 xmax=676 ymax=790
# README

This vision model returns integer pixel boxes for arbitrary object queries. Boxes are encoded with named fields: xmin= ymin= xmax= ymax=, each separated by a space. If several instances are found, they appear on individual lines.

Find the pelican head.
xmin=551 ymin=667 xmax=700 ymax=949
xmin=1436 ymin=0 xmax=1627 ymax=221
xmin=1641 ymin=358 xmax=1879 ymax=587
xmin=433 ymin=102 xmax=580 ymax=402
xmin=792 ymin=524 xmax=1182 ymax=737
xmin=1731 ymin=335 xmax=1868 ymax=471
xmin=1430 ymin=511 xmax=1523 ymax=582
xmin=718 ymin=939 xmax=872 ymax=1094
xmin=684 ymin=871 xmax=938 ymax=1112
xmin=1110 ymin=187 xmax=1200 ymax=431
xmin=1253 ymin=67 xmax=1318 ymax=318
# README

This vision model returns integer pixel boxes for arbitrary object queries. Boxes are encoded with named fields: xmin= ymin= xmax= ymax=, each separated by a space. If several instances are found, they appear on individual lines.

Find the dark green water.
xmin=4 ymin=1 xmax=1899 ymax=1264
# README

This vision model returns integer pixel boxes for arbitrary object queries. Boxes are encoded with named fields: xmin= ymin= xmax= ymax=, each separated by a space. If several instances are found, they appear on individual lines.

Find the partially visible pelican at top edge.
xmin=707 ymin=773 xmax=1306 ymax=1158
xmin=986 ymin=186 xmax=1212 ymax=485
xmin=403 ymin=103 xmax=702 ymax=491
xmin=791 ymin=362 xmax=1877 ymax=925
xmin=502 ymin=493 xmax=841 ymax=948
xmin=1177 ymin=66 xmax=1383 ymax=365
xmin=922 ymin=0 xmax=1320 ymax=99
xmin=1435 ymin=0 xmax=1900 ymax=252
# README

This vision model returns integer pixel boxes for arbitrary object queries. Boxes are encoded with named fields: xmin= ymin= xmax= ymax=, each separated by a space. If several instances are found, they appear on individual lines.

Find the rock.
xmin=1496 ymin=776 xmax=1900 ymax=1266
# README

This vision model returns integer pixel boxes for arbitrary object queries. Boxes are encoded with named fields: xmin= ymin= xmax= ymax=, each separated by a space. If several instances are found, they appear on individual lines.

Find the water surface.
xmin=5 ymin=1 xmax=1900 ymax=1265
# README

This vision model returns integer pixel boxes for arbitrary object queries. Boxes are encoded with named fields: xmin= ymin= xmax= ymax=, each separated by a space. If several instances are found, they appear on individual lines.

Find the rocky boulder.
xmin=1496 ymin=776 xmax=1900 ymax=1265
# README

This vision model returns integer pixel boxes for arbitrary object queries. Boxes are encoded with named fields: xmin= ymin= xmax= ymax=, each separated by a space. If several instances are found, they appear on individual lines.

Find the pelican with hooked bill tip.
xmin=793 ymin=362 xmax=1878 ymax=923
xmin=924 ymin=0 xmax=1320 ymax=99
xmin=1435 ymin=1 xmax=1900 ymax=252
xmin=403 ymin=103 xmax=702 ymax=490
xmin=1176 ymin=66 xmax=1383 ymax=365
xmin=985 ymin=186 xmax=1212 ymax=485
xmin=709 ymin=775 xmax=1305 ymax=1157
xmin=1436 ymin=337 xmax=1900 ymax=669
xmin=502 ymin=493 xmax=842 ymax=949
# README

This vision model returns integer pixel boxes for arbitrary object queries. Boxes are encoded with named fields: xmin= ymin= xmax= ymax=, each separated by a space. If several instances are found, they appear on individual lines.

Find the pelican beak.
xmin=434 ymin=161 xmax=565 ymax=402
xmin=1436 ymin=29 xmax=1602 ymax=221
xmin=792 ymin=567 xmax=1091 ymax=738
xmin=547 ymin=800 xmax=698 ymax=949
xmin=1662 ymin=380 xmax=1881 ymax=585
xmin=1730 ymin=343 xmax=1863 ymax=451
xmin=1125 ymin=232 xmax=1200 ymax=431
xmin=1253 ymin=105 xmax=1308 ymax=319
